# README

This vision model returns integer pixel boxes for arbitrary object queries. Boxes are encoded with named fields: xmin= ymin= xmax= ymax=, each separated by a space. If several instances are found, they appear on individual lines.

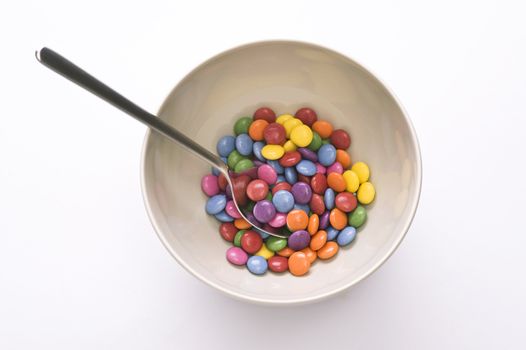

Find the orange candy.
xmin=329 ymin=208 xmax=347 ymax=229
xmin=317 ymin=241 xmax=339 ymax=260
xmin=234 ymin=218 xmax=251 ymax=230
xmin=307 ymin=214 xmax=319 ymax=235
xmin=288 ymin=252 xmax=311 ymax=276
xmin=336 ymin=149 xmax=352 ymax=169
xmin=327 ymin=172 xmax=346 ymax=192
xmin=248 ymin=119 xmax=269 ymax=141
xmin=310 ymin=230 xmax=328 ymax=251
xmin=312 ymin=120 xmax=334 ymax=139
xmin=277 ymin=247 xmax=295 ymax=257
xmin=286 ymin=209 xmax=309 ymax=231
xmin=300 ymin=247 xmax=317 ymax=263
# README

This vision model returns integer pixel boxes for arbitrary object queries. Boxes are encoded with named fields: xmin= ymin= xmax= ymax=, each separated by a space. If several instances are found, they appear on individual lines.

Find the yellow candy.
xmin=255 ymin=243 xmax=275 ymax=259
xmin=351 ymin=162 xmax=370 ymax=184
xmin=261 ymin=144 xmax=285 ymax=160
xmin=290 ymin=124 xmax=313 ymax=147
xmin=283 ymin=118 xmax=303 ymax=137
xmin=276 ymin=114 xmax=293 ymax=125
xmin=283 ymin=140 xmax=297 ymax=152
xmin=342 ymin=170 xmax=360 ymax=193
xmin=357 ymin=182 xmax=375 ymax=204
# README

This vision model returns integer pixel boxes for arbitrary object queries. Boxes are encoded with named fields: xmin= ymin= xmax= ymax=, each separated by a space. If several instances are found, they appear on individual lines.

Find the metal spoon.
xmin=36 ymin=47 xmax=286 ymax=238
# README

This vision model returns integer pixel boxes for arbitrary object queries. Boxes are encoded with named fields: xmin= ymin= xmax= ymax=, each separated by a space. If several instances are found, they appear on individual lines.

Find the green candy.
xmin=234 ymin=159 xmax=254 ymax=173
xmin=234 ymin=117 xmax=253 ymax=135
xmin=265 ymin=192 xmax=272 ymax=201
xmin=227 ymin=150 xmax=244 ymax=169
xmin=246 ymin=201 xmax=256 ymax=212
xmin=234 ymin=230 xmax=245 ymax=247
xmin=266 ymin=236 xmax=287 ymax=252
xmin=321 ymin=138 xmax=330 ymax=145
xmin=348 ymin=205 xmax=367 ymax=228
xmin=307 ymin=132 xmax=322 ymax=151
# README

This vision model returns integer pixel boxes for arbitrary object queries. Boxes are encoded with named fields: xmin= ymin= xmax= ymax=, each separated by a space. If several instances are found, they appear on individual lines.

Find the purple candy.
xmin=319 ymin=211 xmax=330 ymax=229
xmin=246 ymin=212 xmax=263 ymax=228
xmin=327 ymin=162 xmax=343 ymax=175
xmin=253 ymin=200 xmax=276 ymax=223
xmin=288 ymin=230 xmax=311 ymax=250
xmin=253 ymin=160 xmax=265 ymax=167
xmin=268 ymin=212 xmax=287 ymax=227
xmin=298 ymin=148 xmax=318 ymax=162
xmin=225 ymin=184 xmax=233 ymax=199
xmin=291 ymin=182 xmax=312 ymax=204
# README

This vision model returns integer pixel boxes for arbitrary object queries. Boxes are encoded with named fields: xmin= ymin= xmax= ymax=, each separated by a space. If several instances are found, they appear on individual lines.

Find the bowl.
xmin=141 ymin=40 xmax=422 ymax=305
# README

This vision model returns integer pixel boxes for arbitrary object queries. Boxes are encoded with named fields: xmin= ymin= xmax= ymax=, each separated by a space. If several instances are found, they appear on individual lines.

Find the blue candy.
xmin=252 ymin=141 xmax=266 ymax=161
xmin=246 ymin=255 xmax=268 ymax=275
xmin=317 ymin=144 xmax=337 ymax=166
xmin=276 ymin=175 xmax=286 ymax=183
xmin=337 ymin=226 xmax=357 ymax=246
xmin=294 ymin=203 xmax=310 ymax=215
xmin=326 ymin=226 xmax=339 ymax=241
xmin=324 ymin=188 xmax=335 ymax=210
xmin=267 ymin=160 xmax=284 ymax=174
xmin=214 ymin=210 xmax=234 ymax=222
xmin=205 ymin=194 xmax=227 ymax=215
xmin=284 ymin=167 xmax=298 ymax=184
xmin=254 ymin=227 xmax=270 ymax=240
xmin=216 ymin=135 xmax=235 ymax=157
xmin=235 ymin=133 xmax=254 ymax=156
xmin=272 ymin=190 xmax=295 ymax=213
xmin=295 ymin=159 xmax=317 ymax=176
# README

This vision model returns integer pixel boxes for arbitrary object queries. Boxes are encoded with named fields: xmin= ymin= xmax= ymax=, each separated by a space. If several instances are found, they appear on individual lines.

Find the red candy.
xmin=330 ymin=129 xmax=351 ymax=149
xmin=272 ymin=182 xmax=292 ymax=194
xmin=219 ymin=222 xmax=238 ymax=242
xmin=232 ymin=175 xmax=251 ymax=206
xmin=263 ymin=123 xmax=286 ymax=145
xmin=241 ymin=230 xmax=263 ymax=254
xmin=253 ymin=107 xmax=276 ymax=123
xmin=310 ymin=173 xmax=328 ymax=195
xmin=279 ymin=151 xmax=301 ymax=167
xmin=268 ymin=256 xmax=289 ymax=272
xmin=218 ymin=173 xmax=228 ymax=191
xmin=335 ymin=192 xmax=358 ymax=212
xmin=295 ymin=107 xmax=318 ymax=126
xmin=297 ymin=174 xmax=311 ymax=184
xmin=246 ymin=179 xmax=269 ymax=201
xmin=309 ymin=193 xmax=326 ymax=215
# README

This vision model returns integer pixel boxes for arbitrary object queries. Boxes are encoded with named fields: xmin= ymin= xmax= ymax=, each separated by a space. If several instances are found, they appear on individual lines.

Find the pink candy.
xmin=268 ymin=212 xmax=287 ymax=228
xmin=201 ymin=174 xmax=219 ymax=196
xmin=226 ymin=247 xmax=248 ymax=265
xmin=257 ymin=164 xmax=278 ymax=185
xmin=315 ymin=163 xmax=326 ymax=174
xmin=326 ymin=162 xmax=343 ymax=175
xmin=225 ymin=200 xmax=242 ymax=219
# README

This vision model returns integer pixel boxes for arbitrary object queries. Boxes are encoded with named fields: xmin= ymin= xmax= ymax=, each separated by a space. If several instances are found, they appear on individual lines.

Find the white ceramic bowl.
xmin=141 ymin=41 xmax=422 ymax=305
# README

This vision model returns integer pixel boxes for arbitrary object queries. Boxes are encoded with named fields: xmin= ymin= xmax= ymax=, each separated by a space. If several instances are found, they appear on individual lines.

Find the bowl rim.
xmin=140 ymin=39 xmax=423 ymax=305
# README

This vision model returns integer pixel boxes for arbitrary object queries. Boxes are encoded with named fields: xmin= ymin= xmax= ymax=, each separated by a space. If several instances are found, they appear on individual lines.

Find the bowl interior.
xmin=142 ymin=41 xmax=421 ymax=304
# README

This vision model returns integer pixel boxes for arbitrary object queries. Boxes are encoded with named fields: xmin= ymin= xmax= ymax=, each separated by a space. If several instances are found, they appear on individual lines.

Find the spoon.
xmin=36 ymin=47 xmax=286 ymax=238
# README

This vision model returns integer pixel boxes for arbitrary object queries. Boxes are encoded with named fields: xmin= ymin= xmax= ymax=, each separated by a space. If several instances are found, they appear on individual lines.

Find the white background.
xmin=1 ymin=0 xmax=525 ymax=349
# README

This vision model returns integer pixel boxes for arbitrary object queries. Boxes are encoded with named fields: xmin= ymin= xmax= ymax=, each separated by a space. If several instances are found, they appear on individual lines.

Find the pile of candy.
xmin=201 ymin=107 xmax=375 ymax=276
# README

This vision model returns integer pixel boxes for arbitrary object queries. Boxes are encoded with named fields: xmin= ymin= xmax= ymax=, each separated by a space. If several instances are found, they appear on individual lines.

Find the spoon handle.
xmin=36 ymin=47 xmax=226 ymax=172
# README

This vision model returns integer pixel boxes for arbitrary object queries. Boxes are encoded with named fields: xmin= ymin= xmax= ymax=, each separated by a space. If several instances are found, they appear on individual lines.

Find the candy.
xmin=294 ymin=203 xmax=310 ymax=215
xmin=255 ymin=243 xmax=275 ymax=259
xmin=337 ymin=226 xmax=357 ymax=246
xmin=233 ymin=230 xmax=245 ymax=246
xmin=225 ymin=200 xmax=242 ymax=219
xmin=307 ymin=214 xmax=319 ymax=235
xmin=335 ymin=192 xmax=358 ymax=213
xmin=309 ymin=194 xmax=325 ymax=215
xmin=286 ymin=209 xmax=309 ymax=231
xmin=268 ymin=212 xmax=287 ymax=228
xmin=219 ymin=223 xmax=238 ymax=242
xmin=297 ymin=174 xmax=311 ymax=184
xmin=290 ymin=125 xmax=313 ymax=147
xmin=277 ymin=247 xmax=295 ymax=257
xmin=271 ymin=182 xmax=292 ymax=194
xmin=296 ymin=160 xmax=317 ymax=176
xmin=317 ymin=242 xmax=339 ymax=260
xmin=279 ymin=151 xmax=301 ymax=167
xmin=215 ymin=210 xmax=234 ymax=222
xmin=266 ymin=236 xmax=288 ymax=252
xmin=206 ymin=194 xmax=227 ymax=215
xmin=308 ymin=132 xmax=322 ymax=151
xmin=247 ymin=255 xmax=268 ymax=275
xmin=324 ymin=188 xmax=335 ymax=210
xmin=351 ymin=162 xmax=370 ymax=184
xmin=246 ymin=179 xmax=269 ymax=201
xmin=329 ymin=208 xmax=347 ymax=230
xmin=216 ymin=135 xmax=236 ymax=157
xmin=241 ymin=230 xmax=263 ymax=254
xmin=248 ymin=119 xmax=269 ymax=141
xmin=310 ymin=230 xmax=328 ymax=251
xmin=288 ymin=252 xmax=310 ymax=276
xmin=272 ymin=190 xmax=295 ymax=213
xmin=253 ymin=107 xmax=276 ymax=123
xmin=261 ymin=145 xmax=285 ymax=160
xmin=310 ymin=173 xmax=327 ymax=194
xmin=267 ymin=160 xmax=284 ymax=174
xmin=295 ymin=107 xmax=318 ymax=126
xmin=253 ymin=200 xmax=276 ymax=223
xmin=300 ymin=247 xmax=317 ymax=263
xmin=326 ymin=227 xmax=339 ymax=241
xmin=253 ymin=141 xmax=266 ymax=161
xmin=315 ymin=162 xmax=326 ymax=174
xmin=283 ymin=140 xmax=297 ymax=152
xmin=226 ymin=247 xmax=248 ymax=265
xmin=357 ymin=182 xmax=375 ymax=204
xmin=268 ymin=256 xmax=288 ymax=272
xmin=297 ymin=147 xmax=318 ymax=162
xmin=257 ymin=164 xmax=278 ymax=185
xmin=288 ymin=230 xmax=311 ymax=250
xmin=326 ymin=162 xmax=343 ymax=175
xmin=201 ymin=174 xmax=219 ymax=197
xmin=317 ymin=144 xmax=337 ymax=166
xmin=234 ymin=218 xmax=251 ymax=230
xmin=319 ymin=211 xmax=330 ymax=229
xmin=235 ymin=133 xmax=254 ymax=156
xmin=227 ymin=150 xmax=244 ymax=169
xmin=291 ymin=182 xmax=312 ymax=204
xmin=284 ymin=167 xmax=298 ymax=184
xmin=336 ymin=150 xmax=352 ymax=169
xmin=327 ymin=172 xmax=346 ymax=192
xmin=231 ymin=175 xmax=250 ymax=206
xmin=283 ymin=118 xmax=303 ymax=137
xmin=263 ymin=123 xmax=286 ymax=145
xmin=312 ymin=120 xmax=333 ymax=138
xmin=342 ymin=170 xmax=360 ymax=192
xmin=276 ymin=114 xmax=293 ymax=125
xmin=234 ymin=158 xmax=254 ymax=173
xmin=234 ymin=116 xmax=252 ymax=135
xmin=348 ymin=205 xmax=367 ymax=228
xmin=330 ymin=129 xmax=351 ymax=149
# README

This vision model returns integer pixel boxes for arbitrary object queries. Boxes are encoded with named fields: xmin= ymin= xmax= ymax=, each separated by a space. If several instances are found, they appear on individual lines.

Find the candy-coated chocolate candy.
xmin=268 ymin=212 xmax=287 ymax=228
xmin=276 ymin=114 xmax=293 ymax=125
xmin=248 ymin=119 xmax=269 ymax=141
xmin=219 ymin=222 xmax=238 ymax=242
xmin=284 ymin=167 xmax=298 ymax=184
xmin=312 ymin=120 xmax=333 ymax=138
xmin=247 ymin=255 xmax=268 ymax=275
xmin=324 ymin=188 xmax=335 ymax=210
xmin=206 ymin=194 xmax=227 ymax=215
xmin=348 ymin=205 xmax=367 ymax=228
xmin=246 ymin=179 xmax=269 ymax=201
xmin=253 ymin=141 xmax=265 ymax=161
xmin=310 ymin=230 xmax=328 ymax=251
xmin=329 ymin=208 xmax=347 ymax=230
xmin=300 ymin=247 xmax=317 ymax=263
xmin=234 ymin=158 xmax=254 ymax=173
xmin=290 ymin=124 xmax=313 ymax=147
xmin=234 ymin=116 xmax=252 ymax=135
xmin=357 ymin=182 xmax=375 ymax=204
xmin=351 ymin=162 xmax=370 ymax=184
xmin=234 ymin=218 xmax=251 ymax=230
xmin=268 ymin=256 xmax=288 ymax=272
xmin=327 ymin=162 xmax=343 ymax=175
xmin=297 ymin=147 xmax=318 ymax=162
xmin=326 ymin=227 xmax=339 ymax=241
xmin=266 ymin=236 xmax=288 ymax=252
xmin=291 ymin=182 xmax=312 ymax=204
xmin=335 ymin=192 xmax=358 ymax=213
xmin=317 ymin=241 xmax=339 ymax=260
xmin=283 ymin=140 xmax=297 ymax=152
xmin=288 ymin=230 xmax=311 ymax=250
xmin=267 ymin=160 xmax=284 ymax=174
xmin=286 ymin=209 xmax=309 ymax=231
xmin=342 ymin=170 xmax=360 ymax=193
xmin=319 ymin=211 xmax=330 ymax=229
xmin=296 ymin=160 xmax=317 ymax=176
xmin=235 ymin=133 xmax=254 ymax=156
xmin=308 ymin=132 xmax=322 ymax=151
xmin=225 ymin=200 xmax=242 ymax=219
xmin=283 ymin=118 xmax=303 ymax=137
xmin=227 ymin=150 xmax=244 ymax=169
xmin=310 ymin=173 xmax=327 ymax=195
xmin=277 ymin=175 xmax=286 ymax=183
xmin=336 ymin=150 xmax=352 ymax=169
xmin=330 ymin=129 xmax=351 ymax=149
xmin=294 ymin=107 xmax=318 ymax=126
xmin=272 ymin=190 xmax=295 ymax=213
xmin=315 ymin=162 xmax=326 ymax=174
xmin=226 ymin=247 xmax=248 ymax=265
xmin=256 ymin=227 xmax=270 ymax=240
xmin=261 ymin=145 xmax=285 ymax=160
xmin=309 ymin=194 xmax=325 ymax=215
xmin=263 ymin=123 xmax=286 ymax=145
xmin=317 ymin=144 xmax=337 ymax=166
xmin=337 ymin=226 xmax=357 ymax=246
xmin=216 ymin=135 xmax=236 ymax=157
xmin=201 ymin=174 xmax=219 ymax=197
xmin=214 ymin=211 xmax=233 ymax=222
xmin=327 ymin=172 xmax=346 ymax=192
xmin=288 ymin=252 xmax=311 ymax=276
xmin=297 ymin=174 xmax=311 ymax=184
xmin=231 ymin=175 xmax=250 ymax=206
xmin=307 ymin=214 xmax=319 ymax=235
xmin=279 ymin=151 xmax=302 ymax=167
xmin=257 ymin=164 xmax=278 ymax=185
xmin=272 ymin=181 xmax=292 ymax=194
xmin=277 ymin=247 xmax=295 ymax=257
xmin=294 ymin=203 xmax=310 ymax=215
xmin=233 ymin=230 xmax=245 ymax=247
xmin=253 ymin=107 xmax=276 ymax=123
xmin=253 ymin=200 xmax=276 ymax=223
xmin=241 ymin=230 xmax=263 ymax=254
xmin=255 ymin=243 xmax=275 ymax=259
